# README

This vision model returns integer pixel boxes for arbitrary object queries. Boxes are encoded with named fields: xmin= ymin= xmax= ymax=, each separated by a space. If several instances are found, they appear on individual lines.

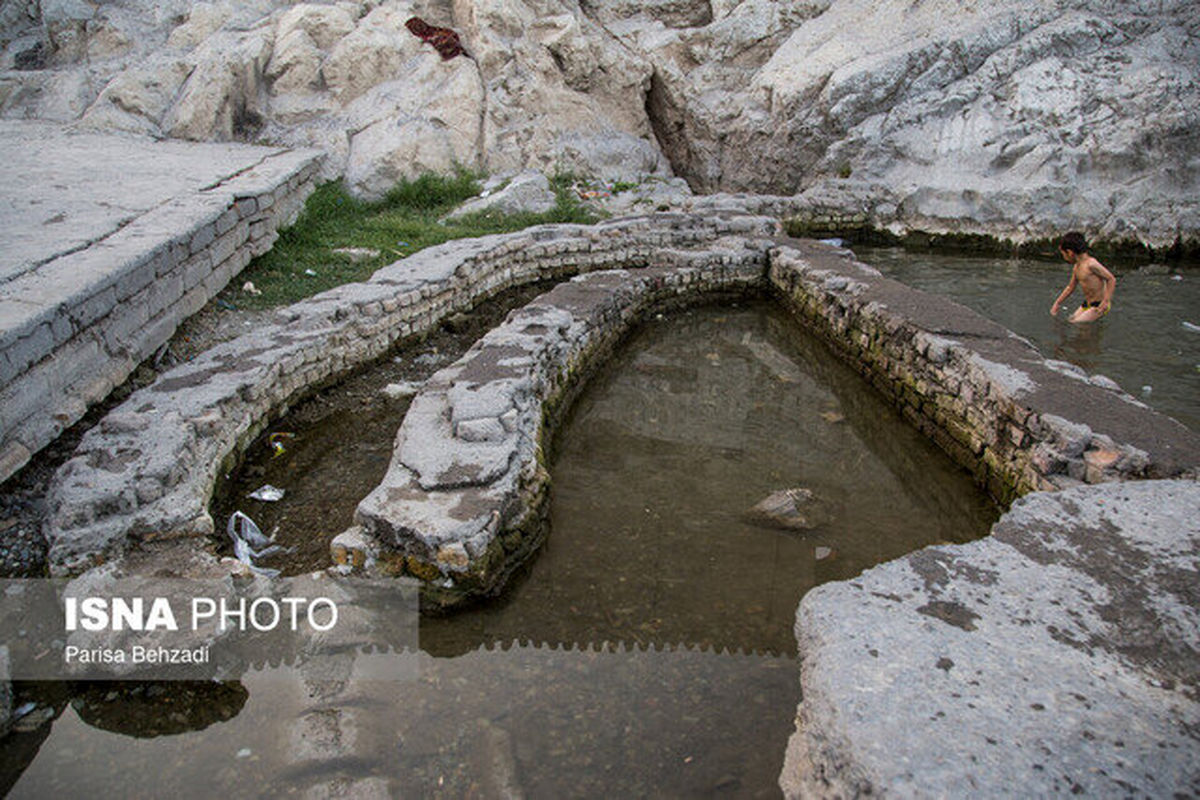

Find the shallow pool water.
xmin=5 ymin=301 xmax=997 ymax=797
xmin=858 ymin=247 xmax=1200 ymax=431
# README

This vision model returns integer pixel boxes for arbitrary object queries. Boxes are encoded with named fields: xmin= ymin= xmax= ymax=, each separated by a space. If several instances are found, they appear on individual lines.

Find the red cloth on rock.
xmin=405 ymin=17 xmax=470 ymax=60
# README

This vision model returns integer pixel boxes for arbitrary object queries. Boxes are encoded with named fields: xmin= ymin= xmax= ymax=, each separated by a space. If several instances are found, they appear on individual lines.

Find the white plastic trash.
xmin=248 ymin=485 xmax=285 ymax=502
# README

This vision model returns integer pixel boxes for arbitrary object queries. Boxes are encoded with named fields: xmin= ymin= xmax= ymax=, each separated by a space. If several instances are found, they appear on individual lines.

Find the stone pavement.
xmin=0 ymin=120 xmax=323 ymax=483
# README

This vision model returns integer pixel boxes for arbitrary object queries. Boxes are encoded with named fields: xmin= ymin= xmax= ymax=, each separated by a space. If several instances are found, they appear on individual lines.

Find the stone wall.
xmin=0 ymin=148 xmax=322 ymax=484
xmin=42 ymin=214 xmax=780 ymax=576
xmin=768 ymin=241 xmax=1200 ymax=504
xmin=332 ymin=242 xmax=770 ymax=606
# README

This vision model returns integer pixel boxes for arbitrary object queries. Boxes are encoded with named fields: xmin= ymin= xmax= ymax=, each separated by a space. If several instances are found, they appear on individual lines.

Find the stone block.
xmin=5 ymin=322 xmax=54 ymax=377
xmin=189 ymin=223 xmax=216 ymax=255
xmin=234 ymin=197 xmax=258 ymax=218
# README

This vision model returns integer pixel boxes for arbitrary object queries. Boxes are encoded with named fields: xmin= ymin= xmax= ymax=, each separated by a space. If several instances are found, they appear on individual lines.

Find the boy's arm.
xmin=1090 ymin=261 xmax=1117 ymax=311
xmin=1050 ymin=276 xmax=1077 ymax=316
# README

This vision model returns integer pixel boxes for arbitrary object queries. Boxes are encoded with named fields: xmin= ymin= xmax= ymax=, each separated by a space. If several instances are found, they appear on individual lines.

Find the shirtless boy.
xmin=1050 ymin=232 xmax=1116 ymax=323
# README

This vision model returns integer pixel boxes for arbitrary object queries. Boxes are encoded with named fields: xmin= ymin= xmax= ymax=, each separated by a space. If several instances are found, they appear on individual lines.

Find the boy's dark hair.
xmin=1060 ymin=231 xmax=1089 ymax=255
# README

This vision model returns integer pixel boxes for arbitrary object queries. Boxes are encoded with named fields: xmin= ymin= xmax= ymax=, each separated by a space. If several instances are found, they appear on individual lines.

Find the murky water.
xmin=6 ymin=301 xmax=996 ymax=797
xmin=858 ymin=247 xmax=1200 ymax=431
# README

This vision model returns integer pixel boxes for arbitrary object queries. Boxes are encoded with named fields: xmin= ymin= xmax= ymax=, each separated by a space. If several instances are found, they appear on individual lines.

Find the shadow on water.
xmin=5 ymin=299 xmax=998 ymax=798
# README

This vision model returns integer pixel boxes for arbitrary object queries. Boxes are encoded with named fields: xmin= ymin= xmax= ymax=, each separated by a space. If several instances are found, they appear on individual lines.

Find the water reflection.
xmin=1051 ymin=316 xmax=1106 ymax=368
xmin=70 ymin=682 xmax=248 ymax=738
xmin=422 ymin=303 xmax=997 ymax=657
xmin=6 ymin=301 xmax=997 ymax=797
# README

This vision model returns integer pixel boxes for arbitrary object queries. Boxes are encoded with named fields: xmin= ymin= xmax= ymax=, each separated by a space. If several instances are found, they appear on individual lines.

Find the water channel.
xmin=6 ymin=297 xmax=998 ymax=797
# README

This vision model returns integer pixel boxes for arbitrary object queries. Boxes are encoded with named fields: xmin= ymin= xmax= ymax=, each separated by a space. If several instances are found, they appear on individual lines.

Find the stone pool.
xmin=5 ymin=302 xmax=996 ymax=797
xmin=15 ymin=216 xmax=1200 ymax=796
xmin=858 ymin=247 xmax=1200 ymax=431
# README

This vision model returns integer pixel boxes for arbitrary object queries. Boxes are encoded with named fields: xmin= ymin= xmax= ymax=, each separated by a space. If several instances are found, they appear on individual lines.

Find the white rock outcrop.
xmin=1 ymin=0 xmax=1197 ymax=243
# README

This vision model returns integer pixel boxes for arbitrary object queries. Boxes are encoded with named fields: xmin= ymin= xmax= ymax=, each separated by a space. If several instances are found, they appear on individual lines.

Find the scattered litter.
xmin=11 ymin=705 xmax=54 ymax=732
xmin=382 ymin=381 xmax=421 ymax=400
xmin=819 ymin=237 xmax=847 ymax=247
xmin=1141 ymin=385 xmax=1152 ymax=396
xmin=216 ymin=298 xmax=238 ymax=311
xmin=13 ymin=702 xmax=37 ymax=719
xmin=227 ymin=511 xmax=292 ymax=576
xmin=304 ymin=268 xmax=317 ymax=276
xmin=1182 ymin=321 xmax=1200 ymax=333
xmin=396 ymin=240 xmax=410 ymax=248
xmin=1172 ymin=274 xmax=1183 ymax=281
xmin=236 ymin=748 xmax=252 ymax=759
xmin=332 ymin=247 xmax=381 ymax=263
xmin=820 ymin=411 xmax=845 ymax=424
xmin=815 ymin=546 xmax=835 ymax=561
xmin=248 ymin=484 xmax=285 ymax=502
xmin=242 ymin=281 xmax=262 ymax=296
xmin=268 ymin=432 xmax=295 ymax=458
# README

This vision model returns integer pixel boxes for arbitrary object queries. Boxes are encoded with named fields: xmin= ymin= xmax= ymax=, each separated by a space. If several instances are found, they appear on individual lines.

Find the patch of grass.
xmin=227 ymin=170 xmax=603 ymax=309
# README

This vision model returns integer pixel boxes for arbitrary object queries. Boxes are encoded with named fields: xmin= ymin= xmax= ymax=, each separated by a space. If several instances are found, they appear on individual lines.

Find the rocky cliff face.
xmin=1 ymin=0 xmax=1197 ymax=246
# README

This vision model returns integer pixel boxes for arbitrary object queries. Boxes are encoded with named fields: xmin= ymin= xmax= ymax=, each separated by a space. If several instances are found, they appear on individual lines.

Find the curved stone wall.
xmin=330 ymin=247 xmax=768 ymax=605
xmin=768 ymin=241 xmax=1200 ymax=503
xmin=33 ymin=212 xmax=1200 ymax=794
xmin=42 ymin=213 xmax=779 ymax=575
xmin=44 ymin=218 xmax=1200 ymax=579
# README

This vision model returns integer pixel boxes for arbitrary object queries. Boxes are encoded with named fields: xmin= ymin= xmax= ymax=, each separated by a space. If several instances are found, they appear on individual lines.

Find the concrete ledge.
xmin=331 ymin=242 xmax=768 ymax=604
xmin=0 ymin=140 xmax=324 ymax=484
xmin=769 ymin=240 xmax=1200 ymax=502
xmin=783 ymin=480 xmax=1200 ymax=797
xmin=42 ymin=214 xmax=780 ymax=575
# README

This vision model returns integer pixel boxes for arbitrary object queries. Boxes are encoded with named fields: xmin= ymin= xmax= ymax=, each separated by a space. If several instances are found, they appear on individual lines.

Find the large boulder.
xmin=321 ymin=3 xmax=416 ymax=103
xmin=76 ymin=56 xmax=193 ymax=136
xmin=784 ymin=480 xmax=1200 ymax=797
xmin=342 ymin=55 xmax=485 ymax=199
xmin=163 ymin=27 xmax=274 ymax=140
xmin=2 ymin=0 xmax=1197 ymax=243
xmin=444 ymin=169 xmax=557 ymax=220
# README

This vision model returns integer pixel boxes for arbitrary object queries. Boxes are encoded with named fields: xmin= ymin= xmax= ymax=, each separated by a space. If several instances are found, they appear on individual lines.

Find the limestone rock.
xmin=276 ymin=3 xmax=357 ymax=51
xmin=164 ymin=27 xmax=273 ymax=141
xmin=745 ymin=487 xmax=828 ymax=531
xmin=166 ymin=2 xmax=233 ymax=51
xmin=445 ymin=170 xmax=556 ymax=220
xmin=77 ymin=56 xmax=194 ymax=136
xmin=3 ymin=0 xmax=1198 ymax=243
xmin=786 ymin=480 xmax=1200 ymax=797
xmin=266 ymin=27 xmax=323 ymax=94
xmin=322 ymin=3 xmax=419 ymax=104
xmin=343 ymin=58 xmax=485 ymax=200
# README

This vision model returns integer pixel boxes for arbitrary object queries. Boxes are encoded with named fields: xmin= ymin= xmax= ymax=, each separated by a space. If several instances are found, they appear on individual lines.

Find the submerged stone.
xmin=745 ymin=488 xmax=829 ymax=532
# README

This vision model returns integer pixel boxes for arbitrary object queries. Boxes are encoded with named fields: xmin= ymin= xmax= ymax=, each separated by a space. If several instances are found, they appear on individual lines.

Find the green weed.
xmin=227 ymin=170 xmax=602 ymax=309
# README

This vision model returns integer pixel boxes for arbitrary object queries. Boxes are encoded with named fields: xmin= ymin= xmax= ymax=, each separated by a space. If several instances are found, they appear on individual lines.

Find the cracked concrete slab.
xmin=0 ymin=119 xmax=323 ymax=483
xmin=0 ymin=119 xmax=289 ymax=283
